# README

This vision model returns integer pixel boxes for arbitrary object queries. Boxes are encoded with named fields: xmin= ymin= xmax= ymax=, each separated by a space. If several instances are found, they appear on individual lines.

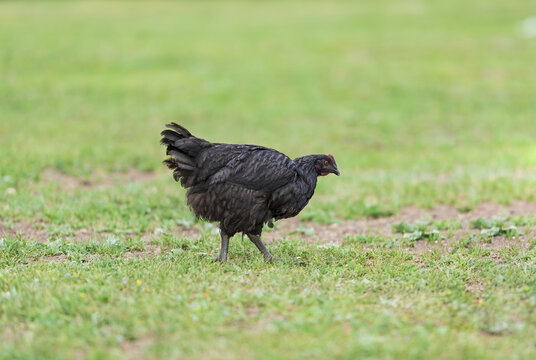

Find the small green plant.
xmin=393 ymin=221 xmax=428 ymax=234
xmin=471 ymin=217 xmax=505 ymax=230
xmin=430 ymin=219 xmax=462 ymax=231
xmin=393 ymin=221 xmax=443 ymax=243
xmin=472 ymin=218 xmax=518 ymax=239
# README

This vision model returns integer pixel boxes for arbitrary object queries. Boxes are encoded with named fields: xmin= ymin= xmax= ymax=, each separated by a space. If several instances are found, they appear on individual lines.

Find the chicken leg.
xmin=215 ymin=231 xmax=229 ymax=262
xmin=247 ymin=233 xmax=274 ymax=262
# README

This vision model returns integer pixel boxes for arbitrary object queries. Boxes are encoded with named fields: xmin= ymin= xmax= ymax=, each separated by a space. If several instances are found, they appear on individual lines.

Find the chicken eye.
xmin=324 ymin=160 xmax=329 ymax=165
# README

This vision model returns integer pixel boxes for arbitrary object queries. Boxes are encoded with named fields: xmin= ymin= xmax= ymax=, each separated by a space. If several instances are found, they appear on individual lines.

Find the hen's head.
xmin=315 ymin=154 xmax=340 ymax=176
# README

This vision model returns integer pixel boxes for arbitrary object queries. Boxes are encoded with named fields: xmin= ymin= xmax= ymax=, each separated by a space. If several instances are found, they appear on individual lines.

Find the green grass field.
xmin=1 ymin=1 xmax=536 ymax=359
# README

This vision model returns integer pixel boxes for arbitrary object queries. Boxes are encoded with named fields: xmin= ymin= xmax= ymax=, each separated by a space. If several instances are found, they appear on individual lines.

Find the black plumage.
xmin=161 ymin=123 xmax=340 ymax=261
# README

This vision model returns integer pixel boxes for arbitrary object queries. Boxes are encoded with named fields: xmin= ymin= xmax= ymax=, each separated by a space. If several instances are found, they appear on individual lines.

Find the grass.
xmin=1 ymin=1 xmax=536 ymax=359
xmin=1 ymin=237 xmax=536 ymax=359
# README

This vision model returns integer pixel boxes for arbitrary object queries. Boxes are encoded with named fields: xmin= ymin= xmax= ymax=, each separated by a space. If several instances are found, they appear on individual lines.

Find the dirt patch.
xmin=0 ymin=220 xmax=49 ymax=242
xmin=40 ymin=168 xmax=159 ymax=190
xmin=120 ymin=336 xmax=155 ymax=360
xmin=0 ymin=221 xmax=127 ymax=243
xmin=27 ymin=246 xmax=163 ymax=264
xmin=3 ymin=202 xmax=536 ymax=253
xmin=245 ymin=305 xmax=261 ymax=317
xmin=1 ymin=218 xmax=201 ymax=246
xmin=458 ymin=201 xmax=536 ymax=220
xmin=27 ymin=254 xmax=69 ymax=264
xmin=263 ymin=201 xmax=536 ymax=246
xmin=483 ymin=235 xmax=523 ymax=249
xmin=123 ymin=244 xmax=162 ymax=259
xmin=466 ymin=277 xmax=484 ymax=295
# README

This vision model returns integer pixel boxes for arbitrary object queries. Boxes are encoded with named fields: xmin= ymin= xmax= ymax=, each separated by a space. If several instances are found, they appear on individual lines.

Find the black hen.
xmin=160 ymin=123 xmax=339 ymax=262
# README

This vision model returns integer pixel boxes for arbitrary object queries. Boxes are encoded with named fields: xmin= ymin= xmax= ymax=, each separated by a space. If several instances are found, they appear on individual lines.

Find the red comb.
xmin=328 ymin=154 xmax=334 ymax=161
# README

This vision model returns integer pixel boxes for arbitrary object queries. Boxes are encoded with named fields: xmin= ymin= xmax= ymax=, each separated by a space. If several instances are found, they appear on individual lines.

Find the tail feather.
xmin=165 ymin=122 xmax=192 ymax=137
xmin=160 ymin=130 xmax=183 ymax=145
xmin=160 ymin=123 xmax=208 ymax=187
xmin=167 ymin=150 xmax=195 ymax=169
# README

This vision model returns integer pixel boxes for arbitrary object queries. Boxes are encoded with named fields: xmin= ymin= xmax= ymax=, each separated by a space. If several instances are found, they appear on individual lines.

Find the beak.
xmin=331 ymin=167 xmax=340 ymax=176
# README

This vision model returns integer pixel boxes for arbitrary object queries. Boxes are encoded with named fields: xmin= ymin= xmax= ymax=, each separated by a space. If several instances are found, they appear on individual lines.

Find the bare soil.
xmin=264 ymin=201 xmax=536 ymax=244
xmin=123 ymin=245 xmax=162 ymax=259
xmin=3 ymin=201 xmax=535 ymax=256
xmin=120 ymin=336 xmax=155 ymax=360
xmin=0 ymin=220 xmax=49 ymax=242
xmin=0 ymin=221 xmax=116 ymax=243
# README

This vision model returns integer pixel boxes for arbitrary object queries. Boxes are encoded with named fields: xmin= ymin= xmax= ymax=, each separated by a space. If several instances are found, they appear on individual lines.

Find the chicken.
xmin=160 ymin=123 xmax=339 ymax=262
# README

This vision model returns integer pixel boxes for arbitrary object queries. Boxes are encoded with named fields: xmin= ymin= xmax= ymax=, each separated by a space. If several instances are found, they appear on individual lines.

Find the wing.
xmin=198 ymin=145 xmax=298 ymax=192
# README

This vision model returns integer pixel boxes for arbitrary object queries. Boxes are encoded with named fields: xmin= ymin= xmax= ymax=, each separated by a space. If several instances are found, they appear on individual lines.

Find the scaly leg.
xmin=215 ymin=231 xmax=230 ymax=262
xmin=247 ymin=233 xmax=274 ymax=262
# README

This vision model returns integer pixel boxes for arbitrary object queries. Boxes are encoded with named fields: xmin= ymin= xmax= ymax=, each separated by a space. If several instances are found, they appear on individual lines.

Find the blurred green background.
xmin=1 ymin=1 xmax=536 ymax=220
